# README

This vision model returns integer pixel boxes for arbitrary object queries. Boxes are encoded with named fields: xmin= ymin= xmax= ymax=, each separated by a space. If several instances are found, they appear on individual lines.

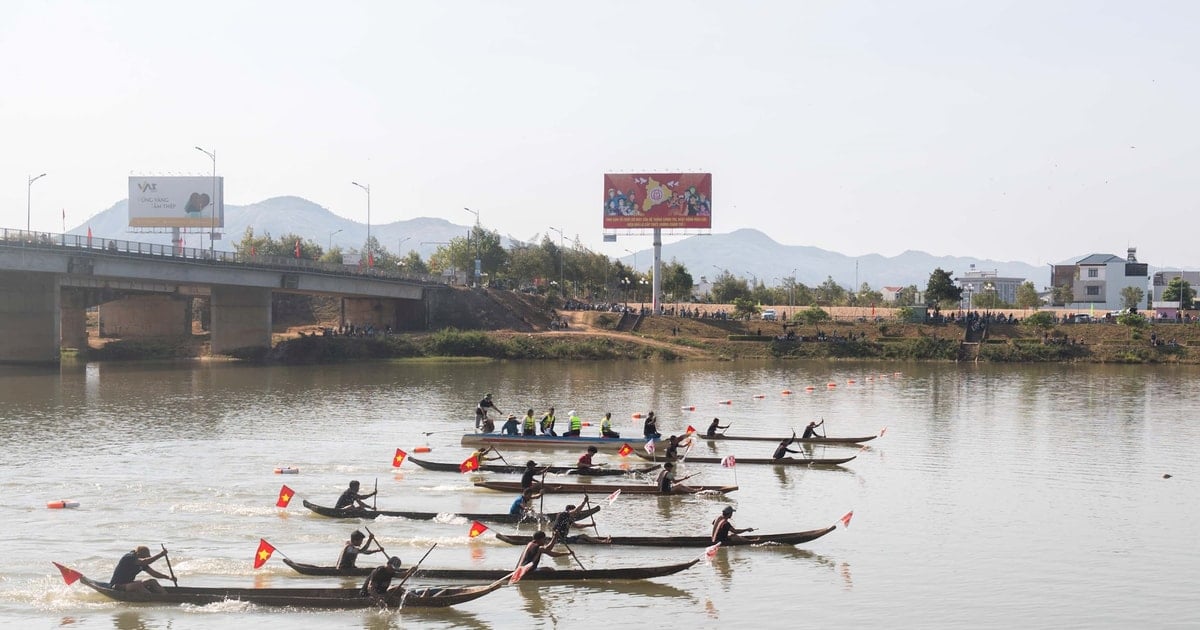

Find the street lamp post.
xmin=328 ymin=228 xmax=343 ymax=252
xmin=397 ymin=236 xmax=411 ymax=255
xmin=194 ymin=147 xmax=217 ymax=256
xmin=351 ymin=182 xmax=371 ymax=265
xmin=550 ymin=226 xmax=565 ymax=298
xmin=26 ymin=172 xmax=47 ymax=232
xmin=624 ymin=248 xmax=638 ymax=273
xmin=464 ymin=208 xmax=480 ymax=285
xmin=790 ymin=267 xmax=797 ymax=307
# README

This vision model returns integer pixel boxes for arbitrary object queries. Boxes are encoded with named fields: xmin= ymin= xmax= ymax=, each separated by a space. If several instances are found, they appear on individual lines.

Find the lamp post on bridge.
xmin=352 ymin=181 xmax=371 ymax=266
xmin=194 ymin=147 xmax=217 ymax=256
xmin=328 ymin=229 xmax=342 ymax=252
xmin=26 ymin=173 xmax=47 ymax=232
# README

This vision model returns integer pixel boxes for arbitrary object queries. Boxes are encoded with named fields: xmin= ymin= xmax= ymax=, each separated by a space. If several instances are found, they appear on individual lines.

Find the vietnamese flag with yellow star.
xmin=253 ymin=539 xmax=276 ymax=569
xmin=617 ymin=443 xmax=633 ymax=457
xmin=276 ymin=485 xmax=294 ymax=508
xmin=459 ymin=454 xmax=480 ymax=473
xmin=393 ymin=448 xmax=408 ymax=468
xmin=468 ymin=521 xmax=489 ymax=538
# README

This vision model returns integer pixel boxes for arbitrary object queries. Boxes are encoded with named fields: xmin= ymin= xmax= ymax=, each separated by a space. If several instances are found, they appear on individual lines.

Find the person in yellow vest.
xmin=540 ymin=407 xmax=557 ymax=436
xmin=563 ymin=410 xmax=583 ymax=437
xmin=600 ymin=412 xmax=620 ymax=438
xmin=523 ymin=409 xmax=537 ymax=436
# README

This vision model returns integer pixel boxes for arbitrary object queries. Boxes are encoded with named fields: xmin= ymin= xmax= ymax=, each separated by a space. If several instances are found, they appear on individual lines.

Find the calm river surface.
xmin=1 ymin=359 xmax=1197 ymax=629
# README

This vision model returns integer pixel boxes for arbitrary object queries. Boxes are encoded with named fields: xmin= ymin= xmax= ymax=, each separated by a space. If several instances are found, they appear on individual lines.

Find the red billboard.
xmin=603 ymin=173 xmax=712 ymax=229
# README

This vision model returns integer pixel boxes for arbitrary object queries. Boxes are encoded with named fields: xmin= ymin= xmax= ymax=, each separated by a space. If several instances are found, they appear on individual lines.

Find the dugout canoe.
xmin=282 ymin=557 xmax=699 ymax=580
xmin=408 ymin=456 xmax=660 ymax=476
xmin=62 ymin=567 xmax=505 ymax=609
xmin=301 ymin=499 xmax=599 ymax=523
xmin=702 ymin=434 xmax=877 ymax=445
xmin=493 ymin=526 xmax=837 ymax=547
xmin=461 ymin=433 xmax=651 ymax=452
xmin=474 ymin=481 xmax=737 ymax=495
xmin=634 ymin=452 xmax=857 ymax=467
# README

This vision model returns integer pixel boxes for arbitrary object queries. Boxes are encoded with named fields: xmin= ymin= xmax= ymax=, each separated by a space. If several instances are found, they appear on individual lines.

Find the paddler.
xmin=334 ymin=480 xmax=376 ymax=510
xmin=600 ymin=412 xmax=620 ymax=438
xmin=655 ymin=462 xmax=698 ymax=494
xmin=772 ymin=437 xmax=802 ymax=460
xmin=711 ymin=506 xmax=756 ymax=544
xmin=360 ymin=556 xmax=416 ymax=602
xmin=515 ymin=531 xmax=569 ymax=573
xmin=109 ymin=545 xmax=171 ymax=593
xmin=802 ymin=419 xmax=825 ymax=439
xmin=548 ymin=500 xmax=610 ymax=547
xmin=337 ymin=530 xmax=382 ymax=570
xmin=576 ymin=445 xmax=599 ymax=470
xmin=509 ymin=487 xmax=543 ymax=518
xmin=705 ymin=417 xmax=730 ymax=437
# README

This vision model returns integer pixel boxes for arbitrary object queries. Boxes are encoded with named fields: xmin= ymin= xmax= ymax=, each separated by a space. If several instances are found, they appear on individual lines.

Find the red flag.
xmin=368 ymin=251 xmax=374 ymax=267
xmin=510 ymin=562 xmax=533 ymax=584
xmin=294 ymin=240 xmax=301 ymax=258
xmin=606 ymin=489 xmax=621 ymax=505
xmin=879 ymin=427 xmax=887 ymax=437
xmin=86 ymin=226 xmax=93 ymax=247
xmin=468 ymin=521 xmax=489 ymax=538
xmin=253 ymin=539 xmax=276 ymax=568
xmin=644 ymin=440 xmax=655 ymax=455
xmin=840 ymin=510 xmax=854 ymax=529
xmin=720 ymin=455 xmax=737 ymax=468
xmin=686 ymin=425 xmax=697 ymax=434
xmin=393 ymin=448 xmax=407 ymax=468
xmin=617 ymin=443 xmax=633 ymax=457
xmin=52 ymin=562 xmax=82 ymax=585
xmin=276 ymin=484 xmax=294 ymax=508
xmin=250 ymin=244 xmax=257 ymax=256
xmin=459 ymin=454 xmax=480 ymax=473
xmin=705 ymin=542 xmax=721 ymax=558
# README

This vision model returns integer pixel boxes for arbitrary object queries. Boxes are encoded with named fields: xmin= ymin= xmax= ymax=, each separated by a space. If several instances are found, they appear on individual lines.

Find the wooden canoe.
xmin=474 ymin=481 xmax=737 ymax=495
xmin=282 ymin=557 xmax=699 ymax=580
xmin=408 ymin=456 xmax=660 ymax=476
xmin=634 ymin=452 xmax=857 ymax=467
xmin=68 ymin=569 xmax=506 ymax=609
xmin=702 ymin=434 xmax=877 ymax=445
xmin=493 ymin=526 xmax=837 ymax=547
xmin=301 ymin=499 xmax=600 ymax=523
xmin=461 ymin=433 xmax=651 ymax=452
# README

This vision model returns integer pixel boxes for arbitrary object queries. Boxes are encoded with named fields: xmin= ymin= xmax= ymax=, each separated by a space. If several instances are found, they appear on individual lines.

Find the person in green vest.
xmin=522 ymin=409 xmax=537 ymax=436
xmin=563 ymin=410 xmax=583 ymax=437
xmin=600 ymin=412 xmax=620 ymax=438
xmin=540 ymin=407 xmax=557 ymax=436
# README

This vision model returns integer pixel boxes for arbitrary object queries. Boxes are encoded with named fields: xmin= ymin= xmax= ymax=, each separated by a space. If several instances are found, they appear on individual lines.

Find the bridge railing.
xmin=0 ymin=228 xmax=443 ymax=285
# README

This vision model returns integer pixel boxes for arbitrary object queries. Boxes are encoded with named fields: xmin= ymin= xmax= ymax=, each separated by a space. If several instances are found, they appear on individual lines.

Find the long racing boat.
xmin=634 ymin=452 xmax=857 ymax=467
xmin=460 ymin=433 xmax=651 ymax=452
xmin=492 ymin=526 xmax=837 ymax=547
xmin=408 ymin=456 xmax=660 ymax=476
xmin=281 ymin=557 xmax=699 ymax=580
xmin=701 ymin=434 xmax=877 ymax=445
xmin=301 ymin=499 xmax=599 ymax=523
xmin=474 ymin=481 xmax=737 ymax=495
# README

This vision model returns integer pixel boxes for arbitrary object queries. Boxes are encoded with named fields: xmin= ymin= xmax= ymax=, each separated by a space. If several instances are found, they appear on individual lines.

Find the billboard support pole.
xmin=652 ymin=228 xmax=662 ymax=315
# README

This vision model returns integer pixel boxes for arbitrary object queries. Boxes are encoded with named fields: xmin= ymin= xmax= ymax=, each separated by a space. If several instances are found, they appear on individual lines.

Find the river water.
xmin=1 ymin=359 xmax=1196 ymax=629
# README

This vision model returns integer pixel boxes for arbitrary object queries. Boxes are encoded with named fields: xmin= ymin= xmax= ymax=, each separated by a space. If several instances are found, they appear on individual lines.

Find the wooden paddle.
xmin=372 ymin=478 xmax=378 ymax=511
xmin=582 ymin=495 xmax=603 ymax=538
xmin=160 ymin=544 xmax=178 ymax=587
xmin=558 ymin=538 xmax=587 ymax=570
xmin=491 ymin=447 xmax=511 ymax=466
xmin=365 ymin=527 xmax=388 ymax=557
xmin=396 ymin=543 xmax=438 ymax=589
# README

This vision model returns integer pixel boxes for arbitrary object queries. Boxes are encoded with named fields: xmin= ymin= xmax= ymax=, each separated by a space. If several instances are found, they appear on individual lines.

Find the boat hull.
xmin=408 ymin=456 xmax=659 ymax=476
xmin=494 ymin=526 xmax=837 ymax=547
xmin=474 ymin=481 xmax=737 ymax=495
xmin=301 ymin=500 xmax=599 ymax=523
xmin=703 ymin=434 xmax=877 ymax=445
xmin=461 ymin=433 xmax=651 ymax=452
xmin=282 ymin=558 xmax=699 ymax=580
xmin=635 ymin=452 xmax=857 ymax=466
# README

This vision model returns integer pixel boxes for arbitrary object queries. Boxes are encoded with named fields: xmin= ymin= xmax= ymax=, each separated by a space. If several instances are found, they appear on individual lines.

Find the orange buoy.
xmin=681 ymin=406 xmax=696 ymax=411
xmin=804 ymin=386 xmax=815 ymax=391
xmin=753 ymin=394 xmax=766 ymax=399
xmin=782 ymin=390 xmax=793 ymax=395
xmin=631 ymin=413 xmax=644 ymax=419
xmin=827 ymin=382 xmax=837 ymax=388
xmin=718 ymin=400 xmax=732 ymax=405
xmin=582 ymin=422 xmax=592 ymax=427
xmin=47 ymin=500 xmax=80 ymax=509
xmin=414 ymin=446 xmax=432 ymax=453
xmin=847 ymin=379 xmax=856 ymax=384
xmin=273 ymin=467 xmax=300 ymax=475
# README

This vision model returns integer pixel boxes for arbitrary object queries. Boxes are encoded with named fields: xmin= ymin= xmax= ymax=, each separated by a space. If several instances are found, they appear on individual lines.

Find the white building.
xmin=1050 ymin=248 xmax=1149 ymax=311
xmin=954 ymin=266 xmax=1025 ymax=308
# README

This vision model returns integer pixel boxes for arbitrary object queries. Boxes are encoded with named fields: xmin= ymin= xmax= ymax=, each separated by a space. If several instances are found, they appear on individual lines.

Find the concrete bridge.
xmin=0 ymin=229 xmax=442 ymax=364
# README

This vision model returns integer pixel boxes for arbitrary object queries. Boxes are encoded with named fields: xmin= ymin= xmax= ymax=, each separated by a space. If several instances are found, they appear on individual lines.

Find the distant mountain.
xmin=620 ymin=228 xmax=1049 ymax=290
xmin=72 ymin=196 xmax=1047 ymax=288
xmin=70 ymin=196 xmax=484 ymax=259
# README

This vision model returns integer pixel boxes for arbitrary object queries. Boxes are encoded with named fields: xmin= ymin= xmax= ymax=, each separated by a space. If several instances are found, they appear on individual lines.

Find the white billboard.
xmin=127 ymin=176 xmax=224 ymax=228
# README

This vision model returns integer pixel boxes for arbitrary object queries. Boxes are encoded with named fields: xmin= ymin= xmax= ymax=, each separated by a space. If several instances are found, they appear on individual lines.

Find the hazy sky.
xmin=4 ymin=1 xmax=1198 ymax=267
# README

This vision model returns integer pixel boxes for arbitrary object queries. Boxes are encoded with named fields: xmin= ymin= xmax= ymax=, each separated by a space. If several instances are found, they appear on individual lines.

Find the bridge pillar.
xmin=211 ymin=286 xmax=272 ymax=355
xmin=0 ymin=271 xmax=61 ymax=364
xmin=60 ymin=289 xmax=89 ymax=350
xmin=98 ymin=295 xmax=190 ymax=338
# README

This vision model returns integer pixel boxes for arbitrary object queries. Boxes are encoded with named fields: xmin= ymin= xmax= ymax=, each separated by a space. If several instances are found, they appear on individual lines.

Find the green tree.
xmin=1023 ymin=311 xmax=1057 ymax=330
xmin=1117 ymin=312 xmax=1149 ymax=329
xmin=732 ymin=296 xmax=760 ymax=319
xmin=396 ymin=250 xmax=429 ymax=275
xmin=814 ymin=276 xmax=847 ymax=305
xmin=973 ymin=284 xmax=1008 ymax=309
xmin=894 ymin=285 xmax=920 ymax=307
xmin=1015 ymin=281 xmax=1041 ymax=309
xmin=924 ymin=268 xmax=962 ymax=306
xmin=711 ymin=272 xmax=750 ymax=303
xmin=1162 ymin=277 xmax=1195 ymax=309
xmin=659 ymin=260 xmax=694 ymax=302
xmin=798 ymin=305 xmax=831 ymax=324
xmin=1119 ymin=286 xmax=1144 ymax=311
xmin=855 ymin=282 xmax=883 ymax=306
xmin=1051 ymin=284 xmax=1074 ymax=306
